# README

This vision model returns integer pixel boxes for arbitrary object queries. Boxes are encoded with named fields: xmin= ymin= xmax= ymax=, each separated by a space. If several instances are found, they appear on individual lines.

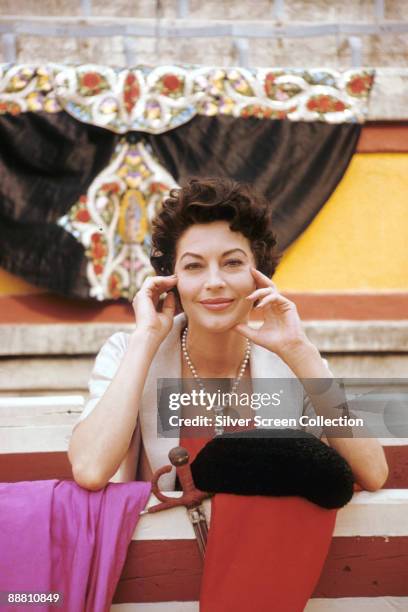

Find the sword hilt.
xmin=147 ymin=446 xmax=209 ymax=513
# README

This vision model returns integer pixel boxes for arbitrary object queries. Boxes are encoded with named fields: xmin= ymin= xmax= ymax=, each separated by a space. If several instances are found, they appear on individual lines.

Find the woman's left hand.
xmin=233 ymin=268 xmax=310 ymax=358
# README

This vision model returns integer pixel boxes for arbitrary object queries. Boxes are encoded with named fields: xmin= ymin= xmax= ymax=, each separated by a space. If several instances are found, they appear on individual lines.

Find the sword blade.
xmin=188 ymin=505 xmax=208 ymax=560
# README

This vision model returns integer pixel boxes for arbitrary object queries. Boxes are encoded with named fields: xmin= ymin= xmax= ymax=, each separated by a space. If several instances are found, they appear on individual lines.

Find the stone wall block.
xmin=249 ymin=36 xmax=339 ymax=68
xmin=369 ymin=68 xmax=408 ymax=119
xmin=13 ymin=35 xmax=125 ymax=65
xmin=285 ymin=0 xmax=373 ymax=22
xmin=0 ymin=0 xmax=82 ymax=16
xmin=91 ymin=0 xmax=177 ymax=18
xmin=136 ymin=36 xmax=234 ymax=66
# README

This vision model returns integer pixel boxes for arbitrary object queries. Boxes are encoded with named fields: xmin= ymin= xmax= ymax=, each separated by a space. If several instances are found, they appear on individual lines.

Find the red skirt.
xmin=180 ymin=435 xmax=337 ymax=612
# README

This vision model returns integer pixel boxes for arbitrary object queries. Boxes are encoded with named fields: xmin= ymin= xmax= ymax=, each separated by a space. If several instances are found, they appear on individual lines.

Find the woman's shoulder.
xmin=99 ymin=314 xmax=186 ymax=365
xmin=95 ymin=331 xmax=131 ymax=364
xmin=105 ymin=331 xmax=131 ymax=350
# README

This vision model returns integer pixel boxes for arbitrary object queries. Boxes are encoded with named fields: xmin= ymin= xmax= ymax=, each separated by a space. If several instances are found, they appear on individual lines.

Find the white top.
xmin=75 ymin=313 xmax=324 ymax=490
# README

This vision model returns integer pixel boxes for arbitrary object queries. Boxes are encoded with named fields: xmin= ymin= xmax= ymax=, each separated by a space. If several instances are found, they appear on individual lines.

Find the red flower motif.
xmin=318 ymin=96 xmax=331 ymax=112
xmin=92 ymin=243 xmax=106 ymax=259
xmin=124 ymin=87 xmax=140 ymax=111
xmin=93 ymin=263 xmax=103 ymax=275
xmin=0 ymin=102 xmax=7 ymax=113
xmin=124 ymin=73 xmax=140 ymax=113
xmin=349 ymin=77 xmax=366 ymax=94
xmin=334 ymin=100 xmax=346 ymax=112
xmin=79 ymin=195 xmax=88 ymax=204
xmin=109 ymin=275 xmax=121 ymax=298
xmin=307 ymin=96 xmax=336 ymax=113
xmin=75 ymin=209 xmax=90 ymax=223
xmin=82 ymin=72 xmax=101 ymax=90
xmin=91 ymin=232 xmax=101 ymax=243
xmin=102 ymin=182 xmax=120 ymax=193
xmin=151 ymin=182 xmax=166 ymax=193
xmin=124 ymin=86 xmax=139 ymax=100
xmin=163 ymin=74 xmax=181 ymax=92
xmin=307 ymin=98 xmax=318 ymax=111
xmin=264 ymin=73 xmax=278 ymax=97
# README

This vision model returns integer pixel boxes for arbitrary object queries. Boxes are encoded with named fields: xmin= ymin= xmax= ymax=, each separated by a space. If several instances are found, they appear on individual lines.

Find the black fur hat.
xmin=190 ymin=429 xmax=355 ymax=509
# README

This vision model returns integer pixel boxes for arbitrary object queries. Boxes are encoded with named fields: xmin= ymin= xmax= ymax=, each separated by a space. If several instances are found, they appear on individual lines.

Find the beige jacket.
xmin=76 ymin=313 xmax=322 ymax=490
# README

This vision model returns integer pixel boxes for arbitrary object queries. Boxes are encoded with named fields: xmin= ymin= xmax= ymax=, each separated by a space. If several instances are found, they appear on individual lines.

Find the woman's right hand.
xmin=132 ymin=274 xmax=178 ymax=344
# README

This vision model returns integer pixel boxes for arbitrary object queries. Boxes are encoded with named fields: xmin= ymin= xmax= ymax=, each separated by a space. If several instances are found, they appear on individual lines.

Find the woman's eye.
xmin=184 ymin=260 xmax=243 ymax=270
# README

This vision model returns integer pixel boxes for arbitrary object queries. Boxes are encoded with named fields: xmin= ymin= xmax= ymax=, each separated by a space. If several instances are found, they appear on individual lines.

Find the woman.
xmin=69 ymin=177 xmax=388 ymax=610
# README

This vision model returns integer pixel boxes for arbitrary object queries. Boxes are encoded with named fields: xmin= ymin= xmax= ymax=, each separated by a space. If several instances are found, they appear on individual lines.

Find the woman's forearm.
xmin=279 ymin=339 xmax=389 ymax=491
xmin=68 ymin=330 xmax=160 ymax=490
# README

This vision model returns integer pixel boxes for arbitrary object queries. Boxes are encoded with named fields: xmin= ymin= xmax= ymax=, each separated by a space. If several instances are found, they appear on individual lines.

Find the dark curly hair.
xmin=150 ymin=177 xmax=280 ymax=282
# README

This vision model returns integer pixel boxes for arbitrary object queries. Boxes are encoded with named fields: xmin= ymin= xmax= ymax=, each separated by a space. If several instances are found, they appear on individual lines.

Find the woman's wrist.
xmin=278 ymin=338 xmax=328 ymax=378
xmin=129 ymin=328 xmax=162 ymax=354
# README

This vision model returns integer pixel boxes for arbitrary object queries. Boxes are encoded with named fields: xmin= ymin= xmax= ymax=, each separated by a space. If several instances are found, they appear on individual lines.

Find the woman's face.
xmin=174 ymin=220 xmax=257 ymax=332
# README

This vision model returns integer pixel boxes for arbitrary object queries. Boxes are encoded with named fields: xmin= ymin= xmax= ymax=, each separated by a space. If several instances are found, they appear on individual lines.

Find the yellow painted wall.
xmin=0 ymin=267 xmax=45 ymax=296
xmin=274 ymin=153 xmax=407 ymax=292
xmin=0 ymin=153 xmax=407 ymax=296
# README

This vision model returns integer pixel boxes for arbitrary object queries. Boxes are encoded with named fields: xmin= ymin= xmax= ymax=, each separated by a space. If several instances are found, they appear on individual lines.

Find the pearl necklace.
xmin=181 ymin=326 xmax=251 ymax=434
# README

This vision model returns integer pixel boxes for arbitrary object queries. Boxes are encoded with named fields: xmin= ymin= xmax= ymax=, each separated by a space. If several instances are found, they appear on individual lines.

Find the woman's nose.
xmin=204 ymin=268 xmax=226 ymax=290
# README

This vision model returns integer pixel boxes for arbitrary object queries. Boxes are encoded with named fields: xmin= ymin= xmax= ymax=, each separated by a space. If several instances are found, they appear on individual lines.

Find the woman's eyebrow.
xmin=180 ymin=248 xmax=248 ymax=261
xmin=223 ymin=249 xmax=248 ymax=257
xmin=180 ymin=252 xmax=203 ymax=261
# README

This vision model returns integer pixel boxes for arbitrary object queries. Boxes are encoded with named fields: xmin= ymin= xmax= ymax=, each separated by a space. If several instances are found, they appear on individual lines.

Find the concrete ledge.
xmin=134 ymin=489 xmax=408 ymax=539
xmin=303 ymin=320 xmax=408 ymax=353
xmin=1 ymin=320 xmax=407 ymax=356
xmin=0 ymin=357 xmax=94 ymax=390
xmin=1 ymin=354 xmax=408 ymax=391
xmin=0 ymin=322 xmax=134 ymax=356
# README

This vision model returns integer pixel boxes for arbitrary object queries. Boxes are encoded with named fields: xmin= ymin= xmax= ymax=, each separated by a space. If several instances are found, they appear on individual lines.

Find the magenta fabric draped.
xmin=0 ymin=479 xmax=151 ymax=611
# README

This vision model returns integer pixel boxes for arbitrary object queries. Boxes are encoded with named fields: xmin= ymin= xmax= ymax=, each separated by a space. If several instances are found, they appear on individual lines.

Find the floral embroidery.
xmin=158 ymin=73 xmax=185 ymax=96
xmin=57 ymin=139 xmax=178 ymax=301
xmin=0 ymin=64 xmax=61 ymax=114
xmin=124 ymin=72 xmax=140 ymax=114
xmin=306 ymin=95 xmax=347 ymax=114
xmin=0 ymin=63 xmax=374 ymax=131
xmin=346 ymin=73 xmax=374 ymax=97
xmin=79 ymin=71 xmax=109 ymax=96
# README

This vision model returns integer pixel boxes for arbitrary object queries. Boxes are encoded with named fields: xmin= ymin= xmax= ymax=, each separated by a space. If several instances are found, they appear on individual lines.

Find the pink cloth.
xmin=0 ymin=479 xmax=151 ymax=611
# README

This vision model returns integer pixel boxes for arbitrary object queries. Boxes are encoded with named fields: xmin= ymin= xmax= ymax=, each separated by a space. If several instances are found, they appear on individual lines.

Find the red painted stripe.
xmin=0 ymin=293 xmax=135 ymax=324
xmin=114 ymin=540 xmax=202 ymax=603
xmin=357 ymin=123 xmax=408 ymax=153
xmin=0 ymin=292 xmax=407 ymax=323
xmin=315 ymin=536 xmax=408 ymax=597
xmin=284 ymin=293 xmax=408 ymax=321
xmin=0 ymin=446 xmax=406 ymax=487
xmin=113 ymin=536 xmax=408 ymax=603
xmin=0 ymin=452 xmax=73 ymax=482
xmin=383 ymin=446 xmax=408 ymax=489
